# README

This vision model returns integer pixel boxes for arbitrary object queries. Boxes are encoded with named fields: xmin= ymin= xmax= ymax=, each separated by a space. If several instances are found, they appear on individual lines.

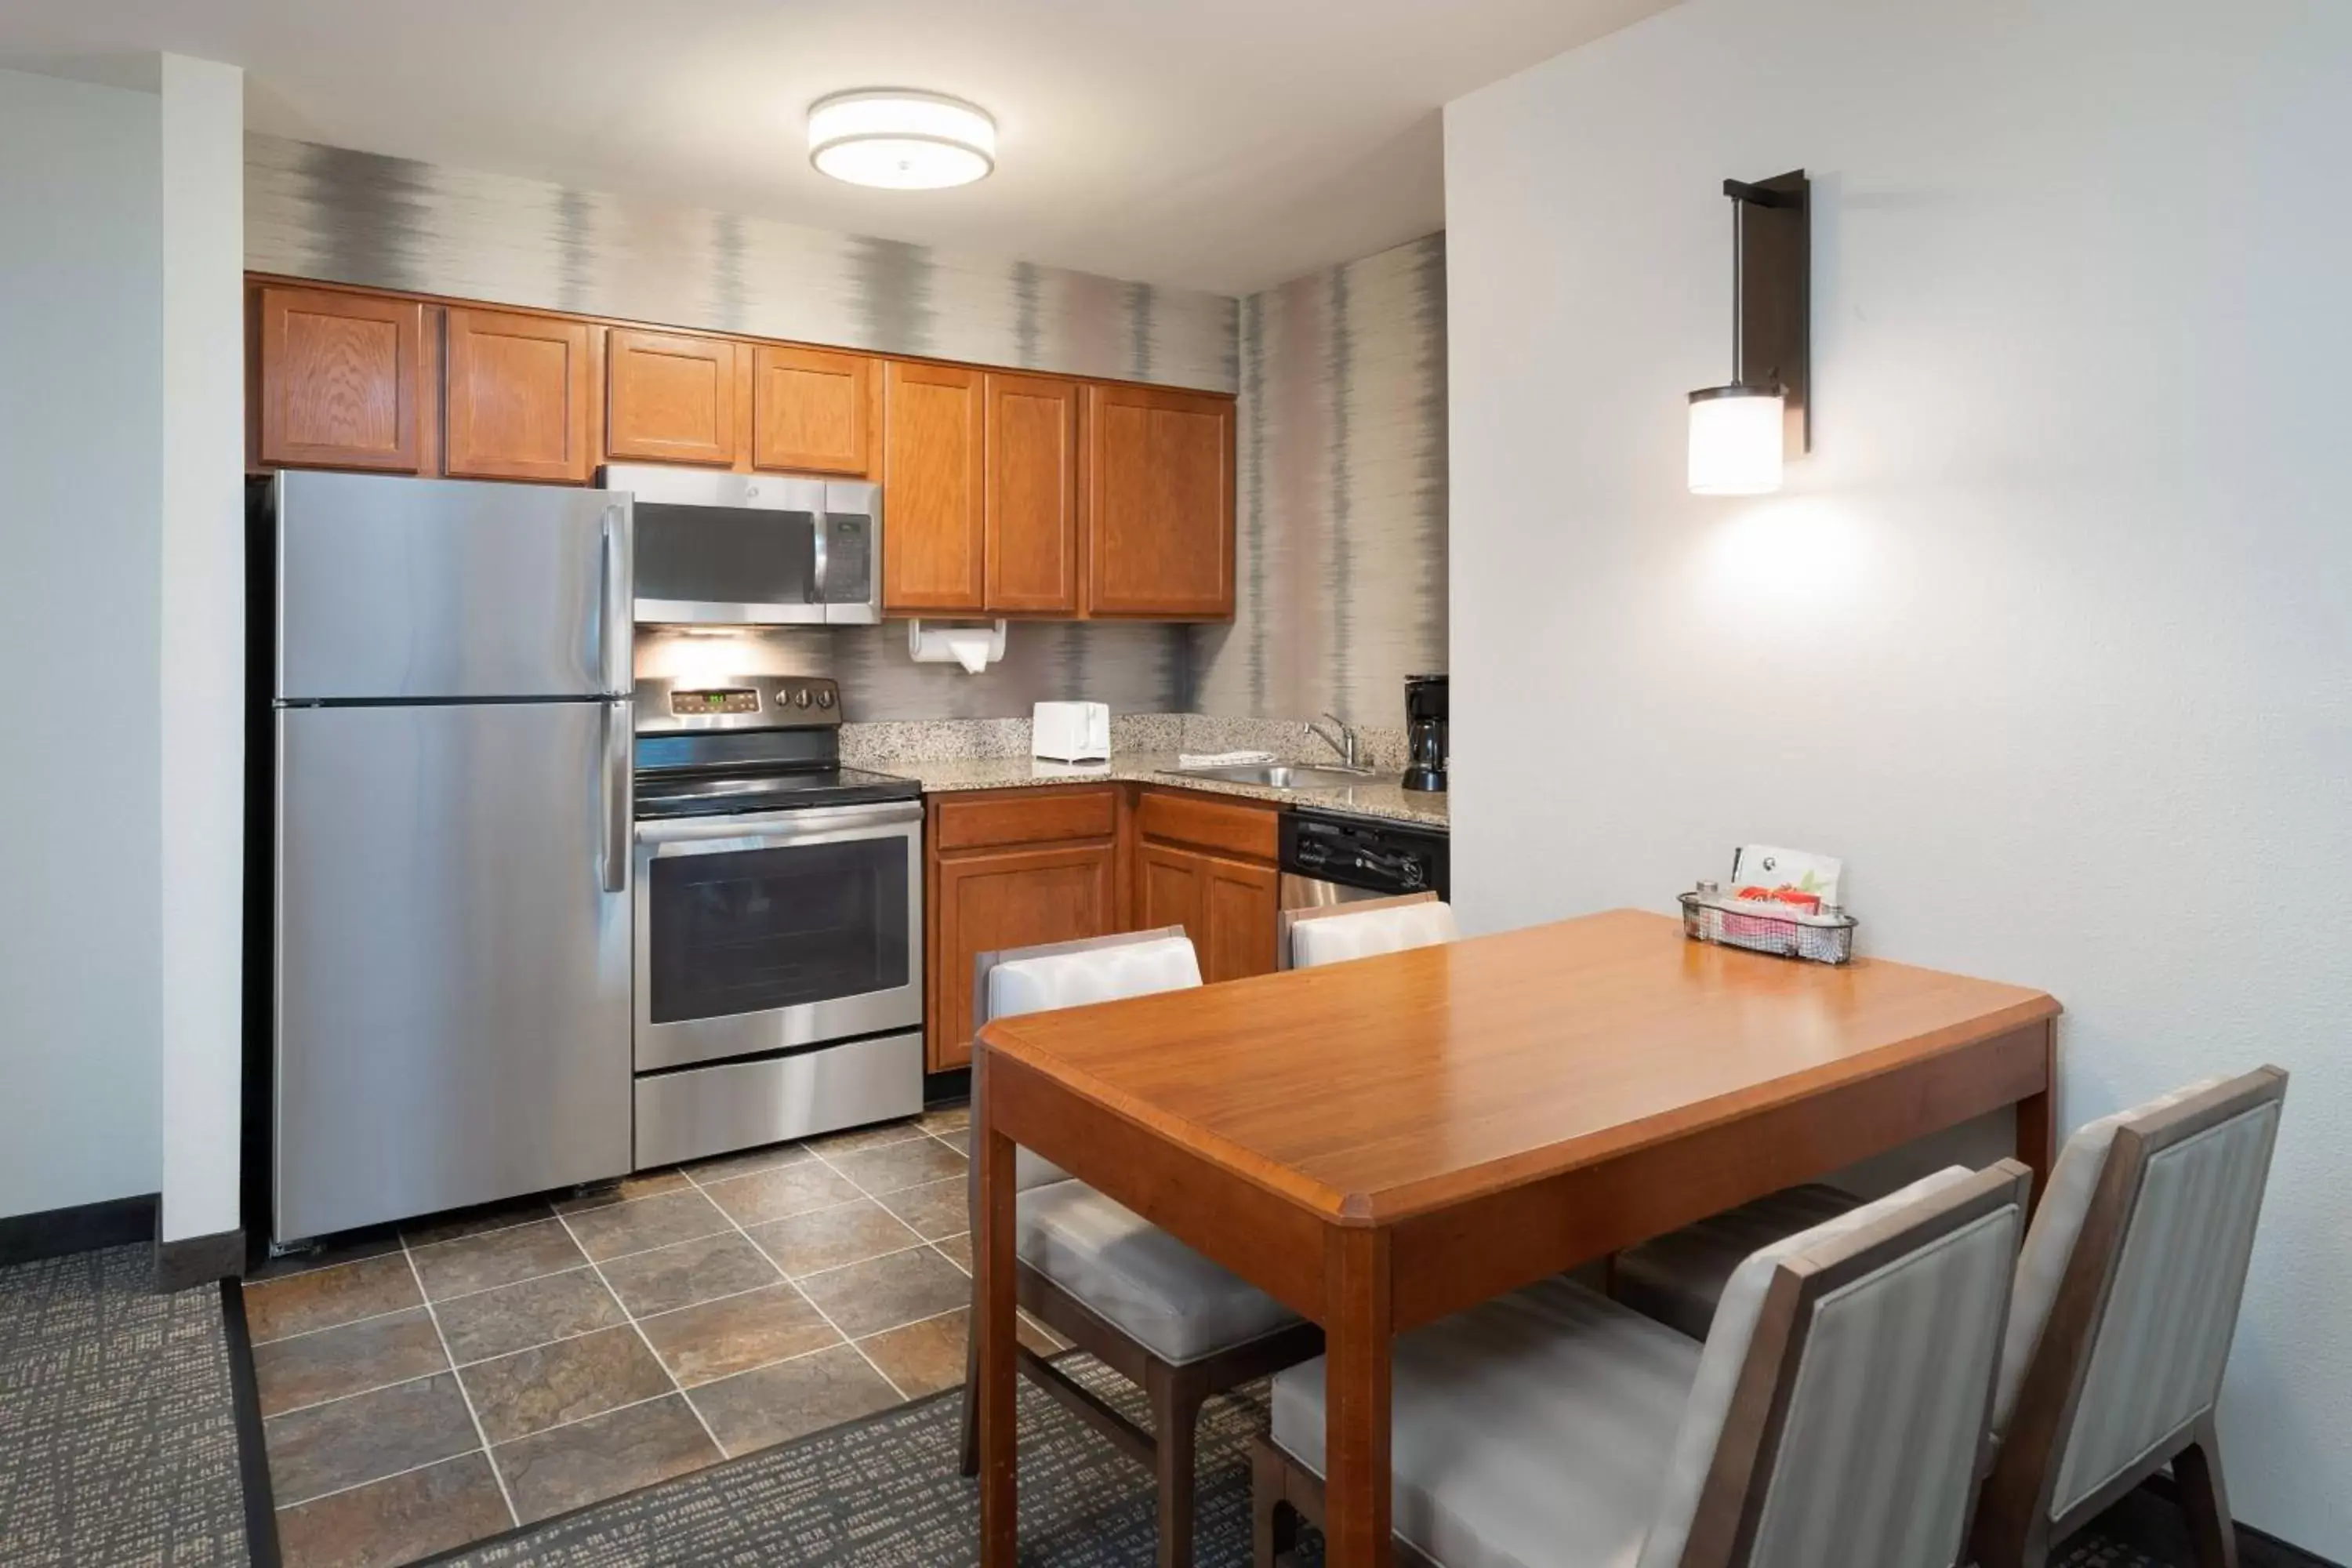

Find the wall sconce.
xmin=1689 ymin=170 xmax=1810 ymax=495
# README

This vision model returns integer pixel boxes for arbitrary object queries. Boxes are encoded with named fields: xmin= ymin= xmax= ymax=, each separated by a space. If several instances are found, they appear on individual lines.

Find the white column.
xmin=158 ymin=53 xmax=246 ymax=1251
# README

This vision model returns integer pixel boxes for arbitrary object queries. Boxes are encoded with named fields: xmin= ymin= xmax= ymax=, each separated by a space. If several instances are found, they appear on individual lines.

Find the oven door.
xmin=633 ymin=800 xmax=923 ymax=1072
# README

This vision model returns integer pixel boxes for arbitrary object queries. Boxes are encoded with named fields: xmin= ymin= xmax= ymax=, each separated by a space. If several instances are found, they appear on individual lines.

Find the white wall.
xmin=1446 ymin=0 xmax=2352 ymax=1552
xmin=0 ymin=67 xmax=165 ymax=1216
xmin=158 ymin=55 xmax=246 ymax=1247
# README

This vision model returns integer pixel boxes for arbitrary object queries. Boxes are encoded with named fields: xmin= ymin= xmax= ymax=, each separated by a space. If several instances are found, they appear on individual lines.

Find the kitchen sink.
xmin=1171 ymin=763 xmax=1382 ymax=789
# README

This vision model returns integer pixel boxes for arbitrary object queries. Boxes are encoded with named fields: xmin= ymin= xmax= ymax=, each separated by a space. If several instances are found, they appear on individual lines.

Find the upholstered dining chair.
xmin=1279 ymin=891 xmax=1457 ymax=970
xmin=956 ymin=926 xmax=1325 ymax=1568
xmin=1254 ymin=1160 xmax=2033 ymax=1568
xmin=1608 ymin=1068 xmax=2288 ymax=1568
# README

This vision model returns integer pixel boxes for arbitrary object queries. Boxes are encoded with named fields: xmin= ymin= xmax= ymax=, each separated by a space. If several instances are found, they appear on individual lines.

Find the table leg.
xmin=1323 ymin=1225 xmax=1393 ymax=1568
xmin=975 ymin=1051 xmax=1019 ymax=1567
xmin=2016 ymin=1021 xmax=2057 ymax=1211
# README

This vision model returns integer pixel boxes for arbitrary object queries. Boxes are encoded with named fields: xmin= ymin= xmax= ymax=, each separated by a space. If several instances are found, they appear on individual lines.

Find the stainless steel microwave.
xmin=600 ymin=463 xmax=881 ymax=626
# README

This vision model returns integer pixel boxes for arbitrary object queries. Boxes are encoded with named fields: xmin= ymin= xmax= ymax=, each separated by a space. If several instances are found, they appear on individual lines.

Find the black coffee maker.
xmin=1403 ymin=673 xmax=1447 ymax=793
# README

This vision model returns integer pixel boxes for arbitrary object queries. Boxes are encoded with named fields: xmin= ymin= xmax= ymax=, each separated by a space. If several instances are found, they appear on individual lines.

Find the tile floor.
xmin=241 ymin=1103 xmax=1058 ymax=1568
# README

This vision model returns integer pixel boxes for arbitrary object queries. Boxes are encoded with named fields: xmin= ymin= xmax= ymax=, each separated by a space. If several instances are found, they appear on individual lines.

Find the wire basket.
xmin=1680 ymin=888 xmax=1856 ymax=965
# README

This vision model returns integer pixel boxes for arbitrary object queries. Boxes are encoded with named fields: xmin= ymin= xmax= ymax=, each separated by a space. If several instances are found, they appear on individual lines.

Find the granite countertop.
xmin=864 ymin=752 xmax=1450 ymax=829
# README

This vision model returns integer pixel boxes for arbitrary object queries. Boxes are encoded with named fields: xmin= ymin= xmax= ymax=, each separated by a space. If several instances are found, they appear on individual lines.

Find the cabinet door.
xmin=984 ymin=373 xmax=1081 ymax=614
xmin=884 ymin=361 xmax=987 ymax=613
xmin=445 ymin=308 xmax=597 ymax=483
xmin=607 ymin=329 xmax=739 ymax=466
xmin=753 ymin=346 xmax=873 ymax=476
xmin=257 ymin=286 xmax=425 ymax=473
xmin=1202 ymin=854 xmax=1279 ymax=982
xmin=1086 ymin=383 xmax=1236 ymax=618
xmin=930 ymin=841 xmax=1116 ymax=1072
xmin=1136 ymin=844 xmax=1210 ymax=961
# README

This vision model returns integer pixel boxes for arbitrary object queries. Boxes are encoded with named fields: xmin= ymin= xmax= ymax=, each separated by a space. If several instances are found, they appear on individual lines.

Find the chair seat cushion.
xmin=1017 ymin=1180 xmax=1298 ymax=1365
xmin=1270 ymin=1276 xmax=1702 ymax=1568
xmin=1610 ymin=1184 xmax=1860 ymax=1341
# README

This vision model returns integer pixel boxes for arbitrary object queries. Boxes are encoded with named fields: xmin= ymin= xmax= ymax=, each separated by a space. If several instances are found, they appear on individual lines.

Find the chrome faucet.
xmin=1305 ymin=712 xmax=1361 ymax=769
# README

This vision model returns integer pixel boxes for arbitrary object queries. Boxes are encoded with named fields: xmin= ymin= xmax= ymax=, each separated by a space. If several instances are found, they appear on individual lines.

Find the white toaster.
xmin=1032 ymin=701 xmax=1110 ymax=763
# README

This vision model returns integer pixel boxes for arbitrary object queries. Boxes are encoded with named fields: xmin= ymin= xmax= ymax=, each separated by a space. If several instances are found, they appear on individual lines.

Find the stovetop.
xmin=634 ymin=762 xmax=921 ymax=821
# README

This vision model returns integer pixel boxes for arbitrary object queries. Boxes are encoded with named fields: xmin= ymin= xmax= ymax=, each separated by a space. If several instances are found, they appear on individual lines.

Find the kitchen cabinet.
xmin=926 ymin=786 xmax=1120 ymax=1073
xmin=444 ymin=307 xmax=598 ymax=483
xmin=883 ymin=360 xmax=988 ymax=612
xmin=1136 ymin=844 xmax=1279 ymax=985
xmin=606 ymin=328 xmax=740 ymax=466
xmin=984 ymin=372 xmax=1082 ymax=614
xmin=255 ymin=285 xmax=429 ymax=473
xmin=754 ymin=345 xmax=874 ymax=476
xmin=1085 ymin=383 xmax=1236 ymax=618
xmin=1132 ymin=788 xmax=1280 ymax=983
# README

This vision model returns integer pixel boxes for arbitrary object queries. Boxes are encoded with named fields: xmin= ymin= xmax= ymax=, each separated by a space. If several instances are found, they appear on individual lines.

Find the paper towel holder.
xmin=906 ymin=619 xmax=1008 ymax=674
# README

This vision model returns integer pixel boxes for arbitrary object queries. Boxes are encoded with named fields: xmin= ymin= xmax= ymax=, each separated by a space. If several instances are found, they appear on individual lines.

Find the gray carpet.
xmin=0 ymin=1244 xmax=248 ymax=1567
xmin=423 ymin=1351 xmax=2254 ymax=1568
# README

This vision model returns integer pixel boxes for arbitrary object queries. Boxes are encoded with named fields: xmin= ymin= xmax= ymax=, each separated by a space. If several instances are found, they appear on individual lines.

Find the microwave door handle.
xmin=809 ymin=504 xmax=829 ymax=605
xmin=600 ymin=699 xmax=632 ymax=893
xmin=600 ymin=503 xmax=631 ymax=695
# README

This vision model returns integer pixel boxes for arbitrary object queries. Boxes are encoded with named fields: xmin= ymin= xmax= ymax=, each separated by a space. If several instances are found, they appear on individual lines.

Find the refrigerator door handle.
xmin=601 ymin=699 xmax=632 ymax=893
xmin=600 ymin=503 xmax=632 ymax=696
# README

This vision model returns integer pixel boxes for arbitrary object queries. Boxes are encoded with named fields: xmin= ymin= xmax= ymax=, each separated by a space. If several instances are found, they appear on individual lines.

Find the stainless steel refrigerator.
xmin=267 ymin=470 xmax=634 ymax=1244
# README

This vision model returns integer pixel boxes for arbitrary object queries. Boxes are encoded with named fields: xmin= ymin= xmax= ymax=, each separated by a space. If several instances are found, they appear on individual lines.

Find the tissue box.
xmin=1033 ymin=702 xmax=1109 ymax=763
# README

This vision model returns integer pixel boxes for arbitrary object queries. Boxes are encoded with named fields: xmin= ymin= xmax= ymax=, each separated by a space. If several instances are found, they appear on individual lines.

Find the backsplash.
xmin=1191 ymin=232 xmax=1450 ymax=731
xmin=837 ymin=713 xmax=1406 ymax=771
xmin=245 ymin=133 xmax=1236 ymax=393
xmin=633 ymin=623 xmax=1187 ymax=722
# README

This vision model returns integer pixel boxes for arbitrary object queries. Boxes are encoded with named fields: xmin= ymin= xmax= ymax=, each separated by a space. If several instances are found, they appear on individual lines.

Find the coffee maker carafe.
xmin=1403 ymin=673 xmax=1447 ymax=793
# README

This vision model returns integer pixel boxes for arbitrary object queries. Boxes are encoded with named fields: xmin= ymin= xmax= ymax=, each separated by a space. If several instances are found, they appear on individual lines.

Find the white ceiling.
xmin=0 ymin=0 xmax=1672 ymax=296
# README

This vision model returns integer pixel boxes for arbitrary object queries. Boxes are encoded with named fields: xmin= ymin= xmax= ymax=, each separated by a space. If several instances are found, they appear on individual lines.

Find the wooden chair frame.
xmin=956 ymin=926 xmax=1326 ymax=1568
xmin=1969 ymin=1067 xmax=2287 ymax=1568
xmin=1254 ymin=1161 xmax=2031 ymax=1568
xmin=1276 ymin=891 xmax=1443 ymax=971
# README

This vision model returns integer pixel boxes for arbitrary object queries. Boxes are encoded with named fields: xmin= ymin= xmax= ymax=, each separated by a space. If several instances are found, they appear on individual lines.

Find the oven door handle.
xmin=633 ymin=800 xmax=922 ymax=848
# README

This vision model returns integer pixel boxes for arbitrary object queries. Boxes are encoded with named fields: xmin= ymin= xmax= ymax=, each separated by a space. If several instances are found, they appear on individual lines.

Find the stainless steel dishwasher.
xmin=1277 ymin=808 xmax=1450 ymax=910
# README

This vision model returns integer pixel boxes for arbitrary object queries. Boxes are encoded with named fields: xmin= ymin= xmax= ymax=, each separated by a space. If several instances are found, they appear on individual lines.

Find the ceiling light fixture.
xmin=1689 ymin=170 xmax=1810 ymax=496
xmin=808 ymin=89 xmax=996 ymax=190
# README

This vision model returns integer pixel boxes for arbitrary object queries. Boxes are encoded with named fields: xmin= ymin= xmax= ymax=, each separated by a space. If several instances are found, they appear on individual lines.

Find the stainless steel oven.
xmin=633 ymin=800 xmax=923 ymax=1073
xmin=602 ymin=463 xmax=881 ymax=626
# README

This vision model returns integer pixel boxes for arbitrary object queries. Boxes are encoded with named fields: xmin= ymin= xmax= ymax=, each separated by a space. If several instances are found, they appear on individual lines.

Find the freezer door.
xmin=274 ymin=700 xmax=633 ymax=1242
xmin=275 ymin=470 xmax=631 ymax=701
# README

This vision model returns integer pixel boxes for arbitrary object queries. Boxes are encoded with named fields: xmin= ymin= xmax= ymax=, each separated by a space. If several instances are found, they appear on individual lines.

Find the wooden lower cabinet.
xmin=1137 ymin=842 xmax=1280 ymax=985
xmin=926 ymin=790 xmax=1120 ymax=1073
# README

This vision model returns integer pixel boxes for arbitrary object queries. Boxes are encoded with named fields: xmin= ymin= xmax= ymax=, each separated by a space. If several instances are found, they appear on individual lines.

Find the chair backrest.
xmin=1639 ymin=1161 xmax=2031 ymax=1568
xmin=1980 ymin=1067 xmax=2286 ymax=1534
xmin=1279 ymin=892 xmax=1457 ymax=970
xmin=971 ymin=927 xmax=1201 ymax=1192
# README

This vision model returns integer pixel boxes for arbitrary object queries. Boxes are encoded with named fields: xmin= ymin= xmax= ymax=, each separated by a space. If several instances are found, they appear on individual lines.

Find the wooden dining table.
xmin=971 ymin=907 xmax=2060 ymax=1568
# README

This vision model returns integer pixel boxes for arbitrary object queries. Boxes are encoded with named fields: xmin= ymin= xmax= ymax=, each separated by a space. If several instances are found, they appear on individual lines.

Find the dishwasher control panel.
xmin=1279 ymin=810 xmax=1450 ymax=900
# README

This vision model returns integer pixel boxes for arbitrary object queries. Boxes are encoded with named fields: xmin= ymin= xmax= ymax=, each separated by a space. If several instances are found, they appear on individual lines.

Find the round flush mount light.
xmin=808 ymin=89 xmax=996 ymax=190
xmin=1687 ymin=385 xmax=1786 ymax=495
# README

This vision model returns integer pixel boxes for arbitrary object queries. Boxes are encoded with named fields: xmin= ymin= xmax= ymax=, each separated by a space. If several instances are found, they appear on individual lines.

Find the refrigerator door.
xmin=275 ymin=470 xmax=631 ymax=702
xmin=274 ymin=699 xmax=633 ymax=1242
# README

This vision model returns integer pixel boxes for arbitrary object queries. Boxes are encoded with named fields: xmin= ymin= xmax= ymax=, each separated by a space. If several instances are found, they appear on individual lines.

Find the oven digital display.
xmin=672 ymin=688 xmax=760 ymax=716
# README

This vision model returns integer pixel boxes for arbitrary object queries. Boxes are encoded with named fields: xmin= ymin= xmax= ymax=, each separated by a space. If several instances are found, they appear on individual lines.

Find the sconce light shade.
xmin=1687 ymin=385 xmax=1785 ymax=495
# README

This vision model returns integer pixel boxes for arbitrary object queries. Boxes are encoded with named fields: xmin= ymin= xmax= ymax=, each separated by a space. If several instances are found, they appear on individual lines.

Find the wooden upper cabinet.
xmin=883 ymin=360 xmax=987 ymax=613
xmin=753 ymin=345 xmax=873 ymax=475
xmin=444 ymin=307 xmax=597 ymax=483
xmin=1086 ymin=383 xmax=1236 ymax=619
xmin=606 ymin=328 xmax=739 ymax=466
xmin=984 ymin=372 xmax=1081 ymax=614
xmin=256 ymin=286 xmax=425 ymax=473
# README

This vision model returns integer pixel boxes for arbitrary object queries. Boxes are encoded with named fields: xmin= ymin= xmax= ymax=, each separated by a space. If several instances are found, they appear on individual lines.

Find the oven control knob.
xmin=815 ymin=688 xmax=835 ymax=710
xmin=794 ymin=687 xmax=812 ymax=709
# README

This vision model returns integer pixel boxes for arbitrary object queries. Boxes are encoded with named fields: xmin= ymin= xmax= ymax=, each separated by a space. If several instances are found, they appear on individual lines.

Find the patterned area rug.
xmin=426 ymin=1352 xmax=2234 ymax=1568
xmin=0 ymin=1245 xmax=247 ymax=1566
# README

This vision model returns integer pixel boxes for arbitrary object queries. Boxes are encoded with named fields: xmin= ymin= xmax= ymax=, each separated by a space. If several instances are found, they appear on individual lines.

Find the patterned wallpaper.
xmin=1191 ymin=232 xmax=1450 ymax=730
xmin=245 ymin=133 xmax=1236 ymax=393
